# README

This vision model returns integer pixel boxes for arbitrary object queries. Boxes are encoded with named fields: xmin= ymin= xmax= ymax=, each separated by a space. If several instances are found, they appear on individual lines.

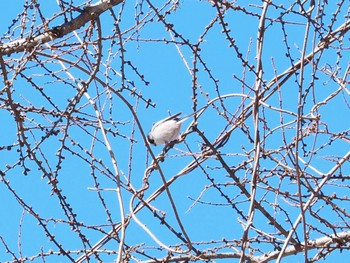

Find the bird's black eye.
xmin=147 ymin=134 xmax=155 ymax=145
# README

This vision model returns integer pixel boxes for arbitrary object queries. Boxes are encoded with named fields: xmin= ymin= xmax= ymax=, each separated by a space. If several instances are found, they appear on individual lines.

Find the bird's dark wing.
xmin=152 ymin=112 xmax=182 ymax=129
xmin=162 ymin=112 xmax=182 ymax=122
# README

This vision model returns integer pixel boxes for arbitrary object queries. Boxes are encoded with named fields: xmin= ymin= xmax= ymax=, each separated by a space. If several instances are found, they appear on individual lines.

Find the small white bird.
xmin=147 ymin=112 xmax=186 ymax=146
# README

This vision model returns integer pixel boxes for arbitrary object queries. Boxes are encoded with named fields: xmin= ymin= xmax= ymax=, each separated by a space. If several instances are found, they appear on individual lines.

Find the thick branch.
xmin=0 ymin=0 xmax=123 ymax=55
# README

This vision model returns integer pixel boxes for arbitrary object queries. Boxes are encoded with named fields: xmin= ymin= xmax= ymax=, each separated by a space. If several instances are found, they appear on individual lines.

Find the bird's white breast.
xmin=151 ymin=120 xmax=182 ymax=145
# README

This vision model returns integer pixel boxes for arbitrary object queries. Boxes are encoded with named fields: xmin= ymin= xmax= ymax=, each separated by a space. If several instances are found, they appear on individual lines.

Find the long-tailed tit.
xmin=147 ymin=112 xmax=193 ymax=146
xmin=147 ymin=105 xmax=209 ymax=146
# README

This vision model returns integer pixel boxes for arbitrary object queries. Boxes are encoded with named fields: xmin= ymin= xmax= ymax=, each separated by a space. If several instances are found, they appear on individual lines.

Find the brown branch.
xmin=0 ymin=0 xmax=123 ymax=55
